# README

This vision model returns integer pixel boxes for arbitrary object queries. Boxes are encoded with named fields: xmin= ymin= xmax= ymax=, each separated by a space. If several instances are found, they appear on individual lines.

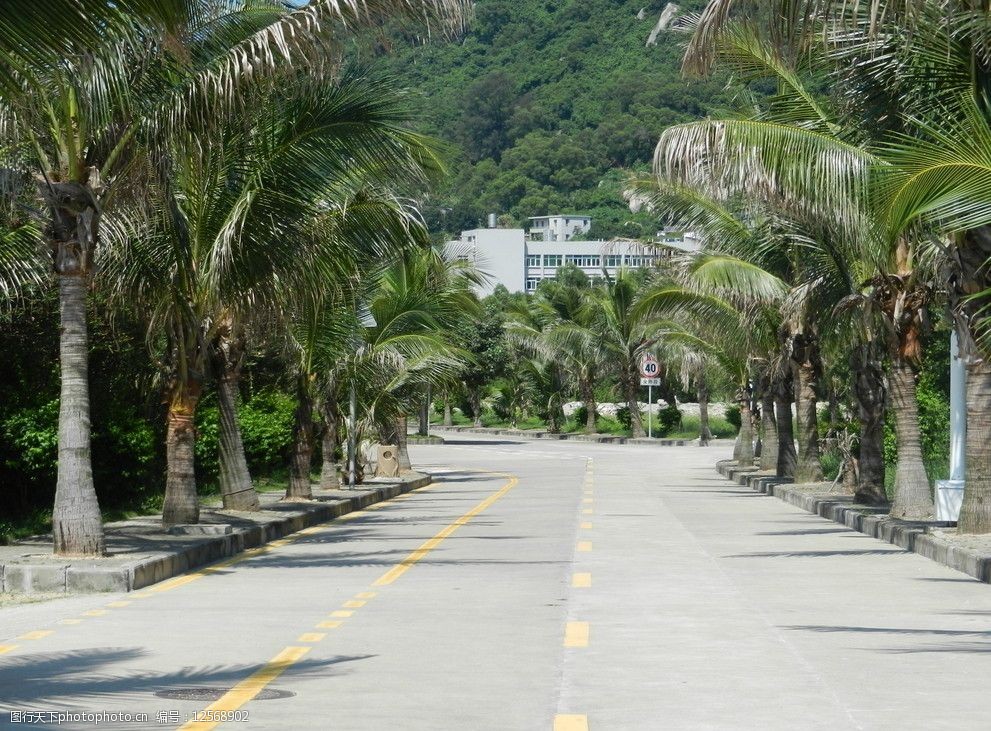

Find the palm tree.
xmin=587 ymin=269 xmax=670 ymax=438
xmin=104 ymin=74 xmax=445 ymax=524
xmin=0 ymin=0 xmax=469 ymax=553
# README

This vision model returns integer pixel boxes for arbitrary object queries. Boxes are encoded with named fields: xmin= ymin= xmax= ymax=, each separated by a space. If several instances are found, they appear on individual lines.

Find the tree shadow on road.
xmin=782 ymin=624 xmax=991 ymax=654
xmin=0 ymin=647 xmax=373 ymax=709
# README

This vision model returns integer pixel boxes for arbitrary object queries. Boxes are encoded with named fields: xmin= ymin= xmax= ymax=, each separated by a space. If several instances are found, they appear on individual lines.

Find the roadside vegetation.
xmin=3 ymin=0 xmax=991 ymax=558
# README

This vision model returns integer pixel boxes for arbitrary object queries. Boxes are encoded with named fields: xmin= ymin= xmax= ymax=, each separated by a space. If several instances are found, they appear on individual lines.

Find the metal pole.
xmin=348 ymin=383 xmax=357 ymax=489
xmin=648 ymin=384 xmax=652 ymax=438
xmin=950 ymin=329 xmax=966 ymax=482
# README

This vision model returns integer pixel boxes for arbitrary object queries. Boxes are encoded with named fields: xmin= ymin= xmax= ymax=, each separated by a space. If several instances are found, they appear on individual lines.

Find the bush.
xmin=615 ymin=405 xmax=631 ymax=430
xmin=725 ymin=404 xmax=741 ymax=430
xmin=573 ymin=405 xmax=593 ymax=427
xmin=195 ymin=388 xmax=296 ymax=487
xmin=654 ymin=405 xmax=682 ymax=437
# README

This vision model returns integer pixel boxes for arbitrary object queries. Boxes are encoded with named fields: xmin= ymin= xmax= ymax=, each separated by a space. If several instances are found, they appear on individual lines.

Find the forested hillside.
xmin=366 ymin=0 xmax=730 ymax=238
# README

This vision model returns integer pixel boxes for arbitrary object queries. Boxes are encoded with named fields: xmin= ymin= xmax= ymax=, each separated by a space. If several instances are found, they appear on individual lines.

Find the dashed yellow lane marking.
xmin=564 ymin=622 xmax=590 ymax=648
xmin=582 ymin=508 xmax=593 ymax=515
xmin=580 ymin=522 xmax=593 ymax=529
xmin=296 ymin=633 xmax=326 ymax=643
xmin=82 ymin=609 xmax=106 ymax=617
xmin=330 ymin=610 xmax=353 ymax=618
xmin=343 ymin=600 xmax=365 ymax=608
xmin=373 ymin=474 xmax=519 ymax=587
xmin=131 ymin=592 xmax=153 ymax=599
xmin=577 ymin=541 xmax=592 ymax=552
xmin=0 ymin=645 xmax=19 ymax=655
xmin=554 ymin=715 xmax=589 ymax=731
xmin=106 ymin=601 xmax=131 ymax=608
xmin=582 ymin=498 xmax=593 ymax=505
xmin=584 ymin=490 xmax=593 ymax=495
xmin=60 ymin=619 xmax=82 ymax=625
xmin=572 ymin=573 xmax=592 ymax=588
xmin=177 ymin=646 xmax=310 ymax=731
xmin=18 ymin=630 xmax=53 ymax=640
xmin=317 ymin=620 xmax=343 ymax=629
xmin=356 ymin=592 xmax=376 ymax=599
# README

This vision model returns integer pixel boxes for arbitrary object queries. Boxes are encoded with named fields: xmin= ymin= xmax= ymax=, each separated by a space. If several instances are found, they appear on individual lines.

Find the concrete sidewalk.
xmin=433 ymin=425 xmax=697 ymax=446
xmin=0 ymin=473 xmax=430 ymax=595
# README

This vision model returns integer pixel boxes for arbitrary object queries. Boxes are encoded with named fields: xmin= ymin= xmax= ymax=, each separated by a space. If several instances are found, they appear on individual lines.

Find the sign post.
xmin=639 ymin=354 xmax=661 ymax=439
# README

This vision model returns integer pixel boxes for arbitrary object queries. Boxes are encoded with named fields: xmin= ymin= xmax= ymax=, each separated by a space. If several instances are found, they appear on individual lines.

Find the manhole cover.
xmin=155 ymin=688 xmax=295 ymax=701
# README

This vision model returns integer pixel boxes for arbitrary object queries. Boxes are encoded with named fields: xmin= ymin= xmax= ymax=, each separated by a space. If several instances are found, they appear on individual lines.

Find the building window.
xmin=625 ymin=255 xmax=657 ymax=268
xmin=544 ymin=254 xmax=562 ymax=267
xmin=526 ymin=254 xmax=541 ymax=268
xmin=604 ymin=254 xmax=622 ymax=267
xmin=566 ymin=254 xmax=601 ymax=268
xmin=525 ymin=278 xmax=538 ymax=291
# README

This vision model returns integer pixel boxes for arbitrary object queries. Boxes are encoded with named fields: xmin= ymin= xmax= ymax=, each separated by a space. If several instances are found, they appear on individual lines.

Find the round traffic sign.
xmin=639 ymin=353 xmax=659 ymax=378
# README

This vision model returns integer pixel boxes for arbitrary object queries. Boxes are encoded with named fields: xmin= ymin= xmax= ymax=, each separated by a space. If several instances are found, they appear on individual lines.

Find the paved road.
xmin=2 ymin=436 xmax=991 ymax=730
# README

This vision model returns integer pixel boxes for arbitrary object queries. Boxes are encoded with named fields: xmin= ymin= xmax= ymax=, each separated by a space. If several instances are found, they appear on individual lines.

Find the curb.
xmin=433 ymin=426 xmax=691 ymax=446
xmin=715 ymin=461 xmax=991 ymax=583
xmin=1 ymin=474 xmax=431 ymax=595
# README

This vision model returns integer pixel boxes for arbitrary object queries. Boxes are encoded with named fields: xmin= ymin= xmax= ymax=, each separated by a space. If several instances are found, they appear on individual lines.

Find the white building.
xmin=527 ymin=215 xmax=592 ymax=242
xmin=447 ymin=215 xmax=700 ymax=296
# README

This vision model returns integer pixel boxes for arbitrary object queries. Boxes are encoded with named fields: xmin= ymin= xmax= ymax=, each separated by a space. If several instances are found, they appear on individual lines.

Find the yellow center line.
xmin=582 ymin=508 xmax=593 ymax=515
xmin=355 ymin=592 xmax=376 ymax=599
xmin=106 ymin=601 xmax=131 ymax=608
xmin=582 ymin=498 xmax=593 ymax=504
xmin=0 ymin=645 xmax=18 ymax=655
xmin=580 ymin=522 xmax=592 ymax=530
xmin=373 ymin=474 xmax=519 ymax=587
xmin=82 ymin=609 xmax=106 ymax=617
xmin=60 ymin=619 xmax=82 ymax=625
xmin=177 ymin=646 xmax=310 ymax=731
xmin=342 ymin=600 xmax=365 ymax=608
xmin=316 ymin=620 xmax=343 ymax=629
xmin=564 ymin=621 xmax=590 ymax=648
xmin=577 ymin=541 xmax=592 ymax=552
xmin=329 ymin=610 xmax=353 ymax=618
xmin=554 ymin=714 xmax=589 ymax=731
xmin=296 ymin=633 xmax=325 ymax=643
xmin=572 ymin=573 xmax=592 ymax=588
xmin=18 ymin=630 xmax=53 ymax=640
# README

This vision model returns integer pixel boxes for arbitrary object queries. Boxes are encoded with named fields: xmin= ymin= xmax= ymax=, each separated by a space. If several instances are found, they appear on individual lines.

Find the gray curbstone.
xmin=2 ymin=472 xmax=432 ymax=595
xmin=715 ymin=465 xmax=991 ymax=583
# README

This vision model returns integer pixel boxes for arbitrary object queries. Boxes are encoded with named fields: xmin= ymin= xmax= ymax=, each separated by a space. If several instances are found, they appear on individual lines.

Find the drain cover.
xmin=155 ymin=688 xmax=295 ymax=701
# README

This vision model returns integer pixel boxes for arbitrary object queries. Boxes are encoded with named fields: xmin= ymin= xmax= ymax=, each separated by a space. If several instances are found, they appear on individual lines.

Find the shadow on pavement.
xmin=0 ymin=647 xmax=373 ymax=708
xmin=783 ymin=624 xmax=991 ymax=654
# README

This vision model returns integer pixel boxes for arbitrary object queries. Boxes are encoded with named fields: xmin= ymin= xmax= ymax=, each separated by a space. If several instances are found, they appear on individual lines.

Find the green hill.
xmin=366 ymin=0 xmax=730 ymax=238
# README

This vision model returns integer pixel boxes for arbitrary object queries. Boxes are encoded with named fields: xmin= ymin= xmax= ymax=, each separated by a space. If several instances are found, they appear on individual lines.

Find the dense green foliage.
xmin=368 ymin=0 xmax=730 ymax=236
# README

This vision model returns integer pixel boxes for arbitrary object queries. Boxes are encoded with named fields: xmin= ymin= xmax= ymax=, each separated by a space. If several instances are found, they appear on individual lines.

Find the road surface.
xmin=2 ymin=436 xmax=991 ymax=730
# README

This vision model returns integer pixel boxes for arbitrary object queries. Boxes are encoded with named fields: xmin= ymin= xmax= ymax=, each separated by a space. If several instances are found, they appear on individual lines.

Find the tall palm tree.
xmin=104 ymin=74 xmax=445 ymax=524
xmin=0 ymin=0 xmax=469 ymax=553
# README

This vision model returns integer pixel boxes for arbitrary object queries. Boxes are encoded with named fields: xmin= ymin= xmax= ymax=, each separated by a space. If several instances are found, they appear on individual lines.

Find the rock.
xmin=647 ymin=2 xmax=680 ymax=47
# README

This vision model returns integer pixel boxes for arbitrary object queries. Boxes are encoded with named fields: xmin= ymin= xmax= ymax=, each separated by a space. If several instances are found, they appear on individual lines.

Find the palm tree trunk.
xmin=396 ymin=415 xmax=412 ymax=471
xmin=759 ymin=390 xmax=778 ymax=471
xmin=581 ymin=378 xmax=597 ymax=434
xmin=216 ymin=372 xmax=260 ymax=511
xmin=287 ymin=378 xmax=314 ymax=499
xmin=851 ymin=342 xmax=886 ymax=504
xmin=888 ymin=358 xmax=934 ymax=519
xmin=469 ymin=387 xmax=482 ymax=427
xmin=958 ymin=359 xmax=991 ymax=533
xmin=697 ymin=379 xmax=713 ymax=446
xmin=773 ymin=369 xmax=797 ymax=478
xmin=736 ymin=388 xmax=754 ymax=467
xmin=626 ymin=369 xmax=645 ymax=438
xmin=320 ymin=397 xmax=340 ymax=490
xmin=52 ymin=273 xmax=105 ymax=556
xmin=443 ymin=394 xmax=453 ymax=427
xmin=793 ymin=352 xmax=824 ymax=483
xmin=163 ymin=380 xmax=202 ymax=526
xmin=418 ymin=388 xmax=429 ymax=436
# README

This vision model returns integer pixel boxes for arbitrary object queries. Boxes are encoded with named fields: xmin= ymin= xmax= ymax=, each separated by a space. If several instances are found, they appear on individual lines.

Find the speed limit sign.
xmin=639 ymin=353 xmax=659 ymax=378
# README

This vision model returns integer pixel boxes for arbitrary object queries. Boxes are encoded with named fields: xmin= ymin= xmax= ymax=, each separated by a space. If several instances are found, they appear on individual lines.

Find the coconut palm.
xmin=104 ymin=74 xmax=446 ymax=524
xmin=0 ymin=0 xmax=470 ymax=553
